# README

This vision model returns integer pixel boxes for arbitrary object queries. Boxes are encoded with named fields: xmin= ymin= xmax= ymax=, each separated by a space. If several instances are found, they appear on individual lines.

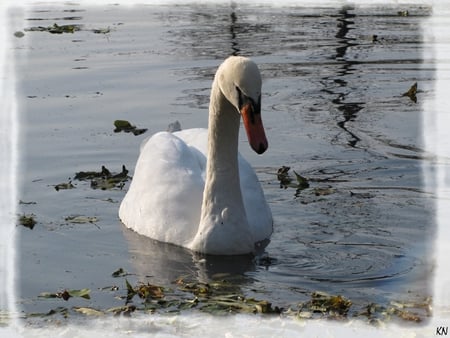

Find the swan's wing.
xmin=238 ymin=154 xmax=273 ymax=242
xmin=119 ymin=131 xmax=206 ymax=247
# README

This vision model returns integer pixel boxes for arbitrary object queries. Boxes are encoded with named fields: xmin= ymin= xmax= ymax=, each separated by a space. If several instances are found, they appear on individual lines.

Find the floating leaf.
xmin=112 ymin=268 xmax=128 ymax=278
xmin=18 ymin=214 xmax=36 ymax=229
xmin=54 ymin=180 xmax=75 ymax=191
xmin=293 ymin=170 xmax=310 ymax=190
xmin=277 ymin=166 xmax=310 ymax=196
xmin=136 ymin=283 xmax=165 ymax=300
xmin=74 ymin=166 xmax=111 ymax=180
xmin=277 ymin=166 xmax=292 ymax=188
xmin=39 ymin=288 xmax=91 ymax=301
xmin=25 ymin=23 xmax=82 ymax=34
xmin=113 ymin=120 xmax=147 ymax=136
xmin=19 ymin=200 xmax=37 ymax=205
xmin=314 ymin=187 xmax=335 ymax=196
xmin=402 ymin=82 xmax=417 ymax=103
xmin=91 ymin=27 xmax=110 ymax=34
xmin=125 ymin=279 xmax=136 ymax=303
xmin=106 ymin=305 xmax=136 ymax=316
xmin=73 ymin=307 xmax=104 ymax=316
xmin=65 ymin=215 xmax=98 ymax=224
xmin=75 ymin=165 xmax=129 ymax=190
xmin=298 ymin=291 xmax=352 ymax=318
xmin=67 ymin=288 xmax=91 ymax=300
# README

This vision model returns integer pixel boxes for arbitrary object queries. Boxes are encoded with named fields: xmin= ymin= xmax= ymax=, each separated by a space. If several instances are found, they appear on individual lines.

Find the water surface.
xmin=16 ymin=3 xmax=435 ymax=325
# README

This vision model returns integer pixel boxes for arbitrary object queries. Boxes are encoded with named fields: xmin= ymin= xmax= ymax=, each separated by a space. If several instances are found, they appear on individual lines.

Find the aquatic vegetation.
xmin=53 ymin=180 xmax=75 ymax=191
xmin=18 ymin=214 xmax=36 ymax=229
xmin=113 ymin=120 xmax=147 ymax=136
xmin=111 ymin=268 xmax=130 ymax=278
xmin=39 ymin=288 xmax=91 ymax=301
xmin=402 ymin=82 xmax=418 ymax=103
xmin=24 ymin=275 xmax=431 ymax=325
xmin=74 ymin=165 xmax=130 ymax=190
xmin=24 ymin=23 xmax=111 ymax=35
xmin=296 ymin=291 xmax=352 ymax=319
xmin=64 ymin=215 xmax=99 ymax=224
xmin=25 ymin=23 xmax=82 ymax=34
xmin=277 ymin=166 xmax=309 ymax=191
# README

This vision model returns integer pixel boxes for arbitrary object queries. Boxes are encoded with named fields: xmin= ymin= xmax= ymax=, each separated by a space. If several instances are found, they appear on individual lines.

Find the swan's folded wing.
xmin=238 ymin=154 xmax=273 ymax=242
xmin=119 ymin=132 xmax=205 ymax=247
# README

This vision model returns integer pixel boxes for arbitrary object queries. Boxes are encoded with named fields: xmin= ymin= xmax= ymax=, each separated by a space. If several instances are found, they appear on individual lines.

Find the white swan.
xmin=119 ymin=56 xmax=273 ymax=255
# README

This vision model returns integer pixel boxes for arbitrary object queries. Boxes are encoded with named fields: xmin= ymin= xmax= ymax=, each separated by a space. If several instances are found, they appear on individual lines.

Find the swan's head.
xmin=217 ymin=56 xmax=268 ymax=154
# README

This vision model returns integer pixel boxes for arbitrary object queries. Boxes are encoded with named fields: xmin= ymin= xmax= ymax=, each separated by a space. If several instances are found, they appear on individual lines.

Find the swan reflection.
xmin=122 ymin=226 xmax=258 ymax=287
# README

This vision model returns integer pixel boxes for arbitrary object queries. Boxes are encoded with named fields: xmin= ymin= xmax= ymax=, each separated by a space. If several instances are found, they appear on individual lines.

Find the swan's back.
xmin=119 ymin=129 xmax=272 ymax=248
xmin=119 ymin=131 xmax=205 ymax=247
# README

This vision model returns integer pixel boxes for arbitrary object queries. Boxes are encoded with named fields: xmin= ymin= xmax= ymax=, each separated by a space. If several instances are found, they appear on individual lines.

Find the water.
xmin=15 ymin=2 xmax=435 ymax=327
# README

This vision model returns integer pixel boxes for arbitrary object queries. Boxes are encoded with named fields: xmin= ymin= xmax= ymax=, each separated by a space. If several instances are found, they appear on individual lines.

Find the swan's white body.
xmin=119 ymin=56 xmax=272 ymax=255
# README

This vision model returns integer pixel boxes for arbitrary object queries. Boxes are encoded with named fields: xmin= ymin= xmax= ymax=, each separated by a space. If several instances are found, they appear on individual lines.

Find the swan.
xmin=119 ymin=56 xmax=273 ymax=255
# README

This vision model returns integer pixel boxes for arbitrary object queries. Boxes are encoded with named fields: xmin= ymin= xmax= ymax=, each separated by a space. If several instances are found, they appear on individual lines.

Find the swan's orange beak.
xmin=241 ymin=101 xmax=268 ymax=155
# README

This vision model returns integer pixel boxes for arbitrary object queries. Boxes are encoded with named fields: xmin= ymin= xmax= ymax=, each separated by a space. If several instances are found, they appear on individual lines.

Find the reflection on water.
xmin=123 ymin=227 xmax=257 ymax=285
xmin=330 ymin=6 xmax=364 ymax=148
xmin=17 ymin=3 xmax=435 ymax=322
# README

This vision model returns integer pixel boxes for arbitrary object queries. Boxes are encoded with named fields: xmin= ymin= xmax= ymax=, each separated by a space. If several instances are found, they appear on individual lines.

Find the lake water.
xmin=14 ymin=2 xmax=437 ymax=333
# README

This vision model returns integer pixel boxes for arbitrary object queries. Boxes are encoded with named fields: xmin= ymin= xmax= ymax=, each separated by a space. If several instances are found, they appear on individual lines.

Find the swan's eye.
xmin=236 ymin=86 xmax=244 ymax=109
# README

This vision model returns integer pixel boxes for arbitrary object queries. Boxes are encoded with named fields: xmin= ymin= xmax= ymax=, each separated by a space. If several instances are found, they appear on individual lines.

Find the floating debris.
xmin=14 ymin=31 xmax=25 ymax=38
xmin=18 ymin=214 xmax=36 ymax=229
xmin=74 ymin=165 xmax=111 ymax=180
xmin=24 ymin=23 xmax=112 ymax=35
xmin=297 ymin=291 xmax=352 ymax=319
xmin=357 ymin=297 xmax=431 ymax=324
xmin=53 ymin=180 xmax=75 ymax=191
xmin=65 ymin=215 xmax=98 ymax=224
xmin=398 ymin=10 xmax=409 ymax=17
xmin=277 ymin=166 xmax=292 ymax=188
xmin=113 ymin=120 xmax=147 ymax=136
xmin=111 ymin=268 xmax=130 ymax=278
xmin=402 ymin=82 xmax=417 ymax=103
xmin=25 ymin=23 xmax=82 ymax=34
xmin=106 ymin=304 xmax=136 ymax=317
xmin=124 ymin=279 xmax=165 ymax=304
xmin=277 ymin=166 xmax=309 ymax=192
xmin=73 ymin=307 xmax=104 ymax=316
xmin=91 ymin=27 xmax=110 ymax=34
xmin=314 ymin=186 xmax=335 ymax=196
xmin=39 ymin=288 xmax=91 ymax=301
xmin=74 ymin=165 xmax=129 ymax=190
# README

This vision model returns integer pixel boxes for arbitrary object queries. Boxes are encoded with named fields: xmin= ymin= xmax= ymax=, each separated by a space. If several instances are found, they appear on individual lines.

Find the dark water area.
xmin=15 ymin=3 xmax=435 ymax=325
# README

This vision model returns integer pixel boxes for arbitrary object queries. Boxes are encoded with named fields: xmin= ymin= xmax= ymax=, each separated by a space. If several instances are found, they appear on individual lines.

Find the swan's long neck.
xmin=192 ymin=78 xmax=254 ymax=254
xmin=205 ymin=81 xmax=241 ymax=194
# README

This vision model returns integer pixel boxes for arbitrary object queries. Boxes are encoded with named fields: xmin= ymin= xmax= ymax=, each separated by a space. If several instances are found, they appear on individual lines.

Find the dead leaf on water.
xmin=113 ymin=120 xmax=147 ymax=136
xmin=314 ymin=187 xmax=335 ymax=196
xmin=73 ymin=307 xmax=104 ymax=316
xmin=297 ymin=291 xmax=352 ymax=319
xmin=74 ymin=165 xmax=129 ymax=190
xmin=18 ymin=214 xmax=36 ymax=229
xmin=65 ymin=215 xmax=99 ymax=224
xmin=25 ymin=23 xmax=82 ymax=34
xmin=106 ymin=304 xmax=136 ymax=316
xmin=277 ymin=166 xmax=310 ymax=193
xmin=54 ymin=180 xmax=75 ymax=191
xmin=111 ymin=268 xmax=129 ymax=278
xmin=39 ymin=288 xmax=91 ymax=301
xmin=402 ymin=82 xmax=417 ymax=103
